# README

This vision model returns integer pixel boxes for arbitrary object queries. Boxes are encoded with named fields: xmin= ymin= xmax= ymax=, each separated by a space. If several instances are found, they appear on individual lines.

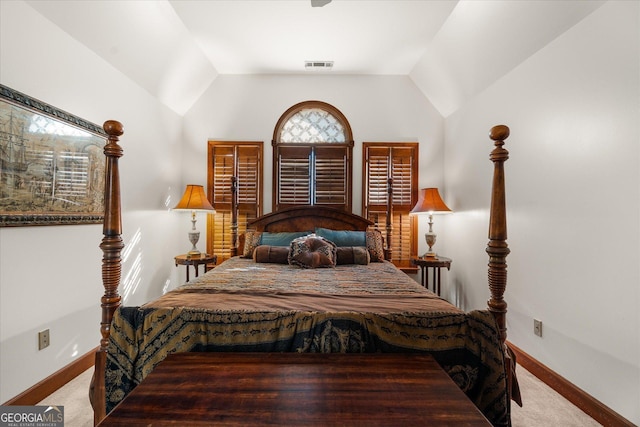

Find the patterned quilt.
xmin=105 ymin=257 xmax=510 ymax=426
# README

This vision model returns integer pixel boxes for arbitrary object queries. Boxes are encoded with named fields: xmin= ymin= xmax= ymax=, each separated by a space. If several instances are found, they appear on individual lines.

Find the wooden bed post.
xmin=92 ymin=120 xmax=124 ymax=426
xmin=486 ymin=124 xmax=510 ymax=344
xmin=230 ymin=176 xmax=239 ymax=257
xmin=385 ymin=177 xmax=393 ymax=260
xmin=486 ymin=124 xmax=521 ymax=406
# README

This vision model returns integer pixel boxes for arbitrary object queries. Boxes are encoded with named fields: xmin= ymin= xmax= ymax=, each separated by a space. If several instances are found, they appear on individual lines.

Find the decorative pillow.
xmin=253 ymin=245 xmax=290 ymax=264
xmin=260 ymin=231 xmax=311 ymax=247
xmin=336 ymin=246 xmax=370 ymax=265
xmin=242 ymin=231 xmax=262 ymax=258
xmin=315 ymin=228 xmax=366 ymax=247
xmin=288 ymin=235 xmax=337 ymax=268
xmin=365 ymin=230 xmax=385 ymax=262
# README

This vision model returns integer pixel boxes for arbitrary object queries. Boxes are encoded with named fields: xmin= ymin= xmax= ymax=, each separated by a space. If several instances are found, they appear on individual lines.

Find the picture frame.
xmin=0 ymin=84 xmax=106 ymax=226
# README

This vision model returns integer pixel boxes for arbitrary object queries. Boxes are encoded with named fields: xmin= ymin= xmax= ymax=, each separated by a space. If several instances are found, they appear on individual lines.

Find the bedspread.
xmin=105 ymin=258 xmax=510 ymax=426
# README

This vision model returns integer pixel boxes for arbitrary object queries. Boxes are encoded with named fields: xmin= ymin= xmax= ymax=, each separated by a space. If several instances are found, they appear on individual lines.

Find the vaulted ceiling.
xmin=26 ymin=0 xmax=605 ymax=116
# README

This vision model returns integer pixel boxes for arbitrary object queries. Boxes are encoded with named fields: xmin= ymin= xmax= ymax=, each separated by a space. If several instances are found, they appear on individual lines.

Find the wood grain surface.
xmin=99 ymin=352 xmax=490 ymax=426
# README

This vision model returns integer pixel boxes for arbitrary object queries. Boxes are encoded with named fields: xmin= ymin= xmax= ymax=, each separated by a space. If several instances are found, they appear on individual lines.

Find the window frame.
xmin=362 ymin=142 xmax=419 ymax=271
xmin=272 ymin=101 xmax=354 ymax=212
xmin=206 ymin=140 xmax=263 ymax=261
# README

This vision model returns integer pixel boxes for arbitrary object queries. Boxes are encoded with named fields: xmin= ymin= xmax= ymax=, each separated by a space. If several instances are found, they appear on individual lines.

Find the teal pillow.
xmin=315 ymin=227 xmax=366 ymax=247
xmin=260 ymin=231 xmax=311 ymax=247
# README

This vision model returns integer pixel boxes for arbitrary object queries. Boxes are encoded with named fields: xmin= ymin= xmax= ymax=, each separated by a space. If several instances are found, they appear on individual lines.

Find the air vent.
xmin=305 ymin=61 xmax=334 ymax=70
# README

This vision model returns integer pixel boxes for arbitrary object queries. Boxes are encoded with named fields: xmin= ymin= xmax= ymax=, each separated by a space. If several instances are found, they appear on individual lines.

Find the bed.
xmin=91 ymin=121 xmax=517 ymax=426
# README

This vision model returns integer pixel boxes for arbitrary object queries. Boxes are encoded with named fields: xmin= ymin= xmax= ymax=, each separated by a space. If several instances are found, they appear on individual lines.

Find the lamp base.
xmin=187 ymin=249 xmax=202 ymax=257
xmin=188 ymin=229 xmax=201 ymax=257
xmin=425 ymin=229 xmax=437 ymax=259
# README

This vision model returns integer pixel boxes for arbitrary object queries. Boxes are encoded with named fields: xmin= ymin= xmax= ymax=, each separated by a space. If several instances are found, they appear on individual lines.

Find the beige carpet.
xmin=37 ymin=364 xmax=600 ymax=426
xmin=511 ymin=367 xmax=601 ymax=427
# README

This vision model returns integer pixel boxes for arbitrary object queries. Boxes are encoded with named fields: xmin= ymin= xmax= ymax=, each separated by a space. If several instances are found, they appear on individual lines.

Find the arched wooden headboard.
xmin=248 ymin=205 xmax=373 ymax=232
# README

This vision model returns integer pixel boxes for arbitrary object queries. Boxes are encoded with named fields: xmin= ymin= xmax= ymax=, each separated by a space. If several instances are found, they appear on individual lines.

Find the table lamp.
xmin=410 ymin=188 xmax=452 ymax=258
xmin=173 ymin=184 xmax=215 ymax=256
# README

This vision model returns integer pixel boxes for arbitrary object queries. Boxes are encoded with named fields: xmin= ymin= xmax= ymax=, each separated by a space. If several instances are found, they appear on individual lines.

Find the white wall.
xmin=441 ymin=1 xmax=639 ymax=423
xmin=182 ymin=74 xmax=445 ymax=216
xmin=0 ymin=1 xmax=184 ymax=402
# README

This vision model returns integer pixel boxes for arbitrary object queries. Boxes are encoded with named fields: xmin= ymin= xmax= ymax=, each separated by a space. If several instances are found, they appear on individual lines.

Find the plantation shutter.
xmin=363 ymin=143 xmax=418 ymax=270
xmin=391 ymin=147 xmax=414 ymax=209
xmin=313 ymin=146 xmax=348 ymax=208
xmin=277 ymin=146 xmax=311 ymax=208
xmin=365 ymin=147 xmax=391 ymax=209
xmin=276 ymin=145 xmax=349 ymax=210
xmin=207 ymin=142 xmax=262 ymax=261
xmin=237 ymin=145 xmax=260 ymax=215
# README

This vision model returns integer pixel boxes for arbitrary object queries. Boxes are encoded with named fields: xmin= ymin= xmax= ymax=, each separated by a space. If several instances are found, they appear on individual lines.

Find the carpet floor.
xmin=37 ymin=364 xmax=600 ymax=426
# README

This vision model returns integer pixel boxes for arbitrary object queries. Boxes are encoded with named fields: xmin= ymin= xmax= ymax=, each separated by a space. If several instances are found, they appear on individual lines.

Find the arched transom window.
xmin=273 ymin=101 xmax=353 ymax=212
xmin=280 ymin=108 xmax=346 ymax=143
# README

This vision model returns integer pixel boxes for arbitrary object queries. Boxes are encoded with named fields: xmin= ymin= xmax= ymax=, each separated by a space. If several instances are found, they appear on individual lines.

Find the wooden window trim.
xmin=362 ymin=142 xmax=419 ymax=270
xmin=272 ymin=101 xmax=354 ymax=212
xmin=206 ymin=141 xmax=263 ymax=260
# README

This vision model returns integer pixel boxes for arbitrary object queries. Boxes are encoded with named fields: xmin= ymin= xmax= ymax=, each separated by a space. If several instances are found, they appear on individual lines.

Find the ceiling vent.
xmin=305 ymin=61 xmax=334 ymax=70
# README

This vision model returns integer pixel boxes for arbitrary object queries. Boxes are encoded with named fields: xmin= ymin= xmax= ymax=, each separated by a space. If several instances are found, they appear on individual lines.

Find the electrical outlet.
xmin=533 ymin=319 xmax=542 ymax=337
xmin=38 ymin=329 xmax=50 ymax=350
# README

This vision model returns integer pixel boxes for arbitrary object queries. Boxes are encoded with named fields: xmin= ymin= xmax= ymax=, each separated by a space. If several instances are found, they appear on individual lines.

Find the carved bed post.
xmin=230 ymin=175 xmax=239 ymax=257
xmin=486 ymin=125 xmax=510 ymax=344
xmin=385 ymin=177 xmax=393 ymax=260
xmin=93 ymin=120 xmax=124 ymax=425
xmin=486 ymin=124 xmax=521 ymax=406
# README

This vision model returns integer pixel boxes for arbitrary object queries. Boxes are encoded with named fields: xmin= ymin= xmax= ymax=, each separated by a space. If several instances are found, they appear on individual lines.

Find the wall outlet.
xmin=533 ymin=319 xmax=543 ymax=337
xmin=38 ymin=329 xmax=50 ymax=350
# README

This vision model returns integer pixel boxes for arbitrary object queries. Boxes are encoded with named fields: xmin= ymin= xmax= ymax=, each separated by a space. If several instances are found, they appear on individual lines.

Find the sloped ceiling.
xmin=25 ymin=0 xmax=605 ymax=116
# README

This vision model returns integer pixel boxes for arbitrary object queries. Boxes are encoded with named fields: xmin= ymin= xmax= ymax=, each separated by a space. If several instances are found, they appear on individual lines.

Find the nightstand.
xmin=411 ymin=256 xmax=452 ymax=296
xmin=174 ymin=253 xmax=217 ymax=282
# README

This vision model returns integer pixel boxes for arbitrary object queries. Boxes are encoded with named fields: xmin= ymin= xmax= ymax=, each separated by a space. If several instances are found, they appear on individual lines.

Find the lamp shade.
xmin=173 ymin=185 xmax=215 ymax=212
xmin=410 ymin=188 xmax=452 ymax=215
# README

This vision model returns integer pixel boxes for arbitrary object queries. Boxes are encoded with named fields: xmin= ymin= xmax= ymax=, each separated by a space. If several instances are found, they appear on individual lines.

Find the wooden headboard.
xmin=248 ymin=206 xmax=373 ymax=232
xmin=235 ymin=206 xmax=378 ymax=259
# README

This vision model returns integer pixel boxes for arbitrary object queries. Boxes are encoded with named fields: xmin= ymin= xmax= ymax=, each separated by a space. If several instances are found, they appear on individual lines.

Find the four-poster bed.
xmin=91 ymin=121 xmax=516 ymax=426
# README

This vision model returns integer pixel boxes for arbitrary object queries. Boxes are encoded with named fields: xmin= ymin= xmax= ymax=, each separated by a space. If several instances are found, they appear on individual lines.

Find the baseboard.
xmin=2 ymin=347 xmax=97 ymax=406
xmin=508 ymin=341 xmax=635 ymax=427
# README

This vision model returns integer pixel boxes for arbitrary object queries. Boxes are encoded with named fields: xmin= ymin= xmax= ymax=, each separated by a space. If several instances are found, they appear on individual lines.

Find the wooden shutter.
xmin=237 ymin=145 xmax=260 ymax=215
xmin=212 ymin=146 xmax=234 ymax=207
xmin=210 ymin=210 xmax=232 ymax=258
xmin=275 ymin=145 xmax=351 ymax=211
xmin=207 ymin=142 xmax=263 ymax=261
xmin=363 ymin=143 xmax=418 ymax=270
xmin=314 ymin=146 xmax=348 ymax=208
xmin=276 ymin=146 xmax=311 ymax=209
xmin=390 ymin=147 xmax=414 ymax=209
xmin=365 ymin=146 xmax=391 ymax=209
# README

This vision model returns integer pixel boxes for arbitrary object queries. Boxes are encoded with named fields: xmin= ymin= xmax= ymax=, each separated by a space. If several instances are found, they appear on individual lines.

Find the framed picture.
xmin=0 ymin=84 xmax=106 ymax=226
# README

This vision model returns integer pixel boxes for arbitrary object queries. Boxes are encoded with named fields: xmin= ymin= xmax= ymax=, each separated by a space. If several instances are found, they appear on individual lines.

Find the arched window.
xmin=273 ymin=101 xmax=353 ymax=211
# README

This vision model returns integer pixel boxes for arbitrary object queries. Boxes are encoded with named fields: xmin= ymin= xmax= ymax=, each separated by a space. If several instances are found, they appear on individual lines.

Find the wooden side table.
xmin=174 ymin=253 xmax=217 ymax=282
xmin=411 ymin=256 xmax=452 ymax=296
